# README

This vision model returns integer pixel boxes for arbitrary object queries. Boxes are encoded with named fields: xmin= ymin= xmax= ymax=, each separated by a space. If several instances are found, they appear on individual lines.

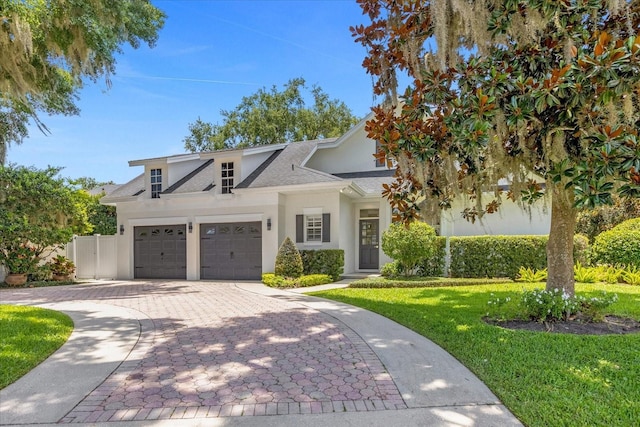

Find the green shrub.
xmin=261 ymin=273 xmax=332 ymax=288
xmin=448 ymin=235 xmax=590 ymax=279
xmin=297 ymin=274 xmax=333 ymax=287
xmin=381 ymin=222 xmax=436 ymax=276
xmin=417 ymin=236 xmax=447 ymax=276
xmin=274 ymin=237 xmax=303 ymax=278
xmin=591 ymin=218 xmax=640 ymax=268
xmin=349 ymin=277 xmax=512 ymax=288
xmin=576 ymin=195 xmax=640 ymax=242
xmin=380 ymin=261 xmax=402 ymax=277
xmin=449 ymin=235 xmax=547 ymax=279
xmin=299 ymin=249 xmax=344 ymax=281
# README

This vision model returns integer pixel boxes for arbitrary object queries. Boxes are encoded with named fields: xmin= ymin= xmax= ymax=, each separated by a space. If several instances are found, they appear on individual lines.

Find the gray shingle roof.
xmin=163 ymin=159 xmax=214 ymax=194
xmin=102 ymin=174 xmax=145 ymax=200
xmin=243 ymin=139 xmax=342 ymax=188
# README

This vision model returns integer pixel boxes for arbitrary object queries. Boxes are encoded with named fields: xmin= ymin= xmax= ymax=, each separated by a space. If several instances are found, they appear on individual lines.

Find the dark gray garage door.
xmin=134 ymin=225 xmax=187 ymax=279
xmin=200 ymin=222 xmax=262 ymax=280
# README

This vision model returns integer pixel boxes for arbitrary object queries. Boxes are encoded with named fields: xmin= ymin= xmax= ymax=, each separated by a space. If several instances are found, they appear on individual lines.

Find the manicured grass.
xmin=310 ymin=283 xmax=640 ymax=427
xmin=0 ymin=305 xmax=73 ymax=389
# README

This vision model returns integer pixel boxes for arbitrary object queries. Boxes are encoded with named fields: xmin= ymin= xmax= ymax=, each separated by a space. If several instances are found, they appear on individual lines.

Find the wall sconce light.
xmin=188 ymin=222 xmax=193 ymax=233
xmin=119 ymin=224 xmax=124 ymax=235
xmin=267 ymin=218 xmax=272 ymax=231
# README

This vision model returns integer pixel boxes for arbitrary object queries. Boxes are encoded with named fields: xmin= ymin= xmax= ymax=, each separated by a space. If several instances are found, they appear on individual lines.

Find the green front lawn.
xmin=0 ymin=305 xmax=73 ymax=389
xmin=310 ymin=283 xmax=640 ymax=427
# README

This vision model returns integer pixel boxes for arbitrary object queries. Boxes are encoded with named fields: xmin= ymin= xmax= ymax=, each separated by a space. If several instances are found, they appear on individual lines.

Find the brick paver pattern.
xmin=2 ymin=282 xmax=406 ymax=422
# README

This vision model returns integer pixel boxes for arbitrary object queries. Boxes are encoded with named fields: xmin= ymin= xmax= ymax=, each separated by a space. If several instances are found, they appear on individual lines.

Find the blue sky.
xmin=7 ymin=0 xmax=379 ymax=184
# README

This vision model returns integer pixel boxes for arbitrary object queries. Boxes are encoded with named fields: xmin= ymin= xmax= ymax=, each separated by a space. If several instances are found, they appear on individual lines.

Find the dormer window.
xmin=221 ymin=162 xmax=234 ymax=194
xmin=151 ymin=168 xmax=162 ymax=198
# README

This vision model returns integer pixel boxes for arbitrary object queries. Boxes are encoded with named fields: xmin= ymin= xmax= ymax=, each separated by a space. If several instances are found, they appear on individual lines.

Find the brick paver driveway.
xmin=2 ymin=281 xmax=406 ymax=423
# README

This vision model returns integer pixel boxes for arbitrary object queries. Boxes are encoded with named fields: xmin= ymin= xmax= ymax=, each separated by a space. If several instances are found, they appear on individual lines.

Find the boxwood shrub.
xmin=299 ymin=249 xmax=344 ymax=281
xmin=591 ymin=218 xmax=640 ymax=267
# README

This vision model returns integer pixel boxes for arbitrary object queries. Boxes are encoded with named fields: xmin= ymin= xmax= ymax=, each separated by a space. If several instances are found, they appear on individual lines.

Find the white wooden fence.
xmin=65 ymin=235 xmax=117 ymax=279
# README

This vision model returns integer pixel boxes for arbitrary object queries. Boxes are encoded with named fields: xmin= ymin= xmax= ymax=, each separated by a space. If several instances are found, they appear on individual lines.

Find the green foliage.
xmin=574 ymin=262 xmax=599 ymax=283
xmin=1 ymin=0 xmax=165 ymax=162
xmin=29 ymin=263 xmax=52 ymax=282
xmin=184 ymin=78 xmax=359 ymax=152
xmin=449 ymin=235 xmax=589 ymax=279
xmin=417 ymin=236 xmax=447 ymax=276
xmin=49 ymin=255 xmax=75 ymax=276
xmin=261 ymin=273 xmax=332 ymax=289
xmin=621 ymin=266 xmax=640 ymax=286
xmin=516 ymin=267 xmax=547 ymax=282
xmin=349 ymin=276 xmax=512 ymax=288
xmin=0 ymin=165 xmax=86 ymax=270
xmin=381 ymin=221 xmax=437 ymax=276
xmin=518 ymin=288 xmax=618 ymax=322
xmin=576 ymin=196 xmax=640 ymax=242
xmin=0 ymin=305 xmax=73 ymax=389
xmin=299 ymin=249 xmax=344 ymax=281
xmin=591 ymin=218 xmax=640 ymax=267
xmin=595 ymin=265 xmax=624 ymax=284
xmin=274 ymin=237 xmax=303 ymax=278
xmin=449 ymin=235 xmax=547 ymax=279
xmin=380 ymin=261 xmax=402 ymax=277
xmin=0 ymin=243 xmax=39 ymax=274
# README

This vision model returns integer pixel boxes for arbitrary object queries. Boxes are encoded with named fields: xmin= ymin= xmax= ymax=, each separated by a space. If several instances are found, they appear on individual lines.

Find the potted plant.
xmin=0 ymin=243 xmax=39 ymax=286
xmin=49 ymin=255 xmax=75 ymax=281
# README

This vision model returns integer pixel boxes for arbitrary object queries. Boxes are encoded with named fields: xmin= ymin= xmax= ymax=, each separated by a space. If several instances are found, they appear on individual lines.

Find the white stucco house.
xmin=102 ymin=115 xmax=551 ymax=281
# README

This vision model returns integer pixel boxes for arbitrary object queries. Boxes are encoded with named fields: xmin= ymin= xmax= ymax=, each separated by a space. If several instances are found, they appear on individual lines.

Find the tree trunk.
xmin=546 ymin=182 xmax=577 ymax=296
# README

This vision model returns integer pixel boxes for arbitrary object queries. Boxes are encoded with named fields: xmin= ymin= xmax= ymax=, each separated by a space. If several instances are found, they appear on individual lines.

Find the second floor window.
xmin=151 ymin=168 xmax=162 ymax=198
xmin=221 ymin=162 xmax=234 ymax=194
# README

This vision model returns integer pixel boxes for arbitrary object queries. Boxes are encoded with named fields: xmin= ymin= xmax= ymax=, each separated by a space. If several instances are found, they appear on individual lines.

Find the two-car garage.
xmin=133 ymin=221 xmax=262 ymax=280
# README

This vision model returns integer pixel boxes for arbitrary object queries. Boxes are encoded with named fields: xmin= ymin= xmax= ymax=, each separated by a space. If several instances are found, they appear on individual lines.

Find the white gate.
xmin=66 ymin=235 xmax=117 ymax=279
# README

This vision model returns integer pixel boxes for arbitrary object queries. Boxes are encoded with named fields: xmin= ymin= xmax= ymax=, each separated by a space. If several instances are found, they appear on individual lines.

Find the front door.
xmin=359 ymin=219 xmax=379 ymax=269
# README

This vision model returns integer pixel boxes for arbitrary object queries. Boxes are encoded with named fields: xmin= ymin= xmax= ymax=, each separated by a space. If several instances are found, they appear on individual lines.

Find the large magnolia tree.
xmin=353 ymin=0 xmax=640 ymax=295
xmin=0 ymin=0 xmax=165 ymax=163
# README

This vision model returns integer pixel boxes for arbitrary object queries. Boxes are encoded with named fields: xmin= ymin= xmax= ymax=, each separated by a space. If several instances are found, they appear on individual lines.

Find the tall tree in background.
xmin=353 ymin=0 xmax=640 ymax=296
xmin=0 ymin=0 xmax=166 ymax=163
xmin=68 ymin=177 xmax=117 ymax=236
xmin=183 ymin=78 xmax=359 ymax=152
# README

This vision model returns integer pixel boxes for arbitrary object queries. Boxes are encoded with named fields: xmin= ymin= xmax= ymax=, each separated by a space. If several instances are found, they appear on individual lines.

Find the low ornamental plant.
xmin=503 ymin=288 xmax=620 ymax=322
xmin=0 ymin=243 xmax=39 ymax=275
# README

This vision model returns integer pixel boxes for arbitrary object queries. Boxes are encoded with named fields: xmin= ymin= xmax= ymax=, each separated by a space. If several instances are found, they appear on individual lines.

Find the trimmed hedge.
xmin=299 ymin=249 xmax=344 ymax=281
xmin=349 ymin=277 xmax=513 ymax=288
xmin=262 ymin=273 xmax=333 ymax=288
xmin=417 ymin=236 xmax=447 ymax=276
xmin=448 ymin=234 xmax=590 ymax=279
xmin=591 ymin=218 xmax=640 ymax=267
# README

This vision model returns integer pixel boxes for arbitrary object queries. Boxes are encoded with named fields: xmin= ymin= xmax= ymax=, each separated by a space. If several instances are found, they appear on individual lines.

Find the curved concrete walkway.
xmin=0 ymin=281 xmax=522 ymax=426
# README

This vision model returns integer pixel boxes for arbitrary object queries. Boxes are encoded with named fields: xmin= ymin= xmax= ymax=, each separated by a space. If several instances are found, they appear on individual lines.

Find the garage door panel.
xmin=200 ymin=221 xmax=262 ymax=280
xmin=134 ymin=225 xmax=186 ymax=279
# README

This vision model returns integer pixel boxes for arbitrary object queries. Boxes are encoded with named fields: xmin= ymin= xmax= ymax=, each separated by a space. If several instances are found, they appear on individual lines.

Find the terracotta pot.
xmin=52 ymin=274 xmax=71 ymax=281
xmin=5 ymin=273 xmax=27 ymax=286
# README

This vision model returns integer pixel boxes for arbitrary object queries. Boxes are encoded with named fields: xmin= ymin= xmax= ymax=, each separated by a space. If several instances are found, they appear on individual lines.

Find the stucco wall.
xmin=440 ymin=197 xmax=550 ymax=237
xmin=305 ymin=131 xmax=383 ymax=174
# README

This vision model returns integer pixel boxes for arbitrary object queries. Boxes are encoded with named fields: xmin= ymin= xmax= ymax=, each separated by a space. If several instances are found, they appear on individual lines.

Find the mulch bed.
xmin=487 ymin=315 xmax=640 ymax=335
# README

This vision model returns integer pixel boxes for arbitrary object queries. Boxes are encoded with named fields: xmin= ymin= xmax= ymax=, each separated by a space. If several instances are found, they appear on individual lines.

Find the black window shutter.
xmin=296 ymin=215 xmax=303 ymax=243
xmin=322 ymin=213 xmax=330 ymax=242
